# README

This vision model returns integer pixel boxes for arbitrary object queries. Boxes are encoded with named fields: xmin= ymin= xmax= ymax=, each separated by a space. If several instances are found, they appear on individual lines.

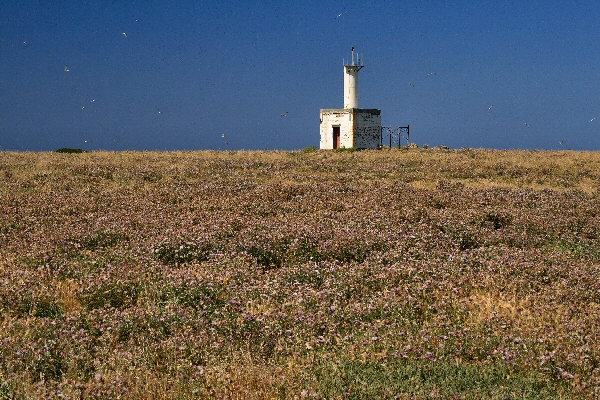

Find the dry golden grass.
xmin=55 ymin=279 xmax=83 ymax=314
xmin=466 ymin=290 xmax=573 ymax=331
xmin=2 ymin=148 xmax=599 ymax=192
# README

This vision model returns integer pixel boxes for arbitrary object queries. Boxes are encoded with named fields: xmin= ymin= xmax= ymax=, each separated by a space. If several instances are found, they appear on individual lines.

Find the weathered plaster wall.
xmin=319 ymin=109 xmax=353 ymax=149
xmin=353 ymin=109 xmax=381 ymax=149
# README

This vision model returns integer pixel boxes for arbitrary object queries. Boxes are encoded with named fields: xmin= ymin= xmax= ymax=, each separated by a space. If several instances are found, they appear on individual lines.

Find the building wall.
xmin=353 ymin=109 xmax=381 ymax=149
xmin=319 ymin=109 xmax=381 ymax=149
xmin=319 ymin=109 xmax=354 ymax=149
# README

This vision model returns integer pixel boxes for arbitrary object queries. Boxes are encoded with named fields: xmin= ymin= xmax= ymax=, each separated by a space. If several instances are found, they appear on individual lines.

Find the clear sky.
xmin=1 ymin=1 xmax=599 ymax=151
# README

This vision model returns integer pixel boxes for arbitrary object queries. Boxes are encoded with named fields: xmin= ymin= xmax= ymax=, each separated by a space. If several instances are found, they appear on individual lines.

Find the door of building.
xmin=333 ymin=126 xmax=340 ymax=149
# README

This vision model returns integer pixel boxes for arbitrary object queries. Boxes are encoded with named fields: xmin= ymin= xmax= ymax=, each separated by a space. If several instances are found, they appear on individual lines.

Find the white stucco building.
xmin=320 ymin=47 xmax=382 ymax=149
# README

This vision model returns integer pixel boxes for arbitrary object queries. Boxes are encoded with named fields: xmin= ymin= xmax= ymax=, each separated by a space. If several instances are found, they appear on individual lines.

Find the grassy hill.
xmin=1 ymin=148 xmax=599 ymax=398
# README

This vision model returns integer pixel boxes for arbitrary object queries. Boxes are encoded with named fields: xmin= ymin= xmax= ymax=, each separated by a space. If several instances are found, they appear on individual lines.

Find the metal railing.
xmin=381 ymin=126 xmax=410 ymax=148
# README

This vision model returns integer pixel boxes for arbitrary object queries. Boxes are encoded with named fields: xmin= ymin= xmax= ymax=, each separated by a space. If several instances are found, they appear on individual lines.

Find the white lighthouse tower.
xmin=344 ymin=47 xmax=362 ymax=109
xmin=320 ymin=47 xmax=382 ymax=150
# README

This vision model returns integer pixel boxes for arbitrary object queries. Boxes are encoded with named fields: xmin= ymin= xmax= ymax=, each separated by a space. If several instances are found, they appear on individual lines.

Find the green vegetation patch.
xmin=55 ymin=148 xmax=88 ymax=153
xmin=311 ymin=358 xmax=571 ymax=399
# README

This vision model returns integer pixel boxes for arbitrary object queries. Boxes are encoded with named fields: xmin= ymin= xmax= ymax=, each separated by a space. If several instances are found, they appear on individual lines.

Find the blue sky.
xmin=1 ymin=1 xmax=599 ymax=151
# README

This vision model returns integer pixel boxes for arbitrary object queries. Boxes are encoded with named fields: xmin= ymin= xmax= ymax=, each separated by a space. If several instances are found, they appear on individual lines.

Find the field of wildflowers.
xmin=0 ymin=148 xmax=599 ymax=399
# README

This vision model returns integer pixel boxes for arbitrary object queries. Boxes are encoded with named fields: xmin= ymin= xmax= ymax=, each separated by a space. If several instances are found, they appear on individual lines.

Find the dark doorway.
xmin=333 ymin=126 xmax=341 ymax=149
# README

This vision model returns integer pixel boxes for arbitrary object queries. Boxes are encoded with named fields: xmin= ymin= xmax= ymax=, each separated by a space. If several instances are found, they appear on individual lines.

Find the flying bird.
xmin=64 ymin=65 xmax=70 ymax=72
xmin=591 ymin=118 xmax=596 ymax=122
xmin=525 ymin=123 xmax=530 ymax=128
xmin=427 ymin=72 xmax=436 ymax=77
xmin=158 ymin=108 xmax=164 ymax=114
xmin=335 ymin=12 xmax=346 ymax=19
xmin=122 ymin=32 xmax=128 ymax=38
xmin=222 ymin=134 xmax=226 ymax=138
xmin=488 ymin=105 xmax=493 ymax=111
xmin=560 ymin=141 xmax=564 ymax=145
xmin=409 ymin=82 xmax=415 ymax=87
xmin=281 ymin=111 xmax=288 ymax=117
